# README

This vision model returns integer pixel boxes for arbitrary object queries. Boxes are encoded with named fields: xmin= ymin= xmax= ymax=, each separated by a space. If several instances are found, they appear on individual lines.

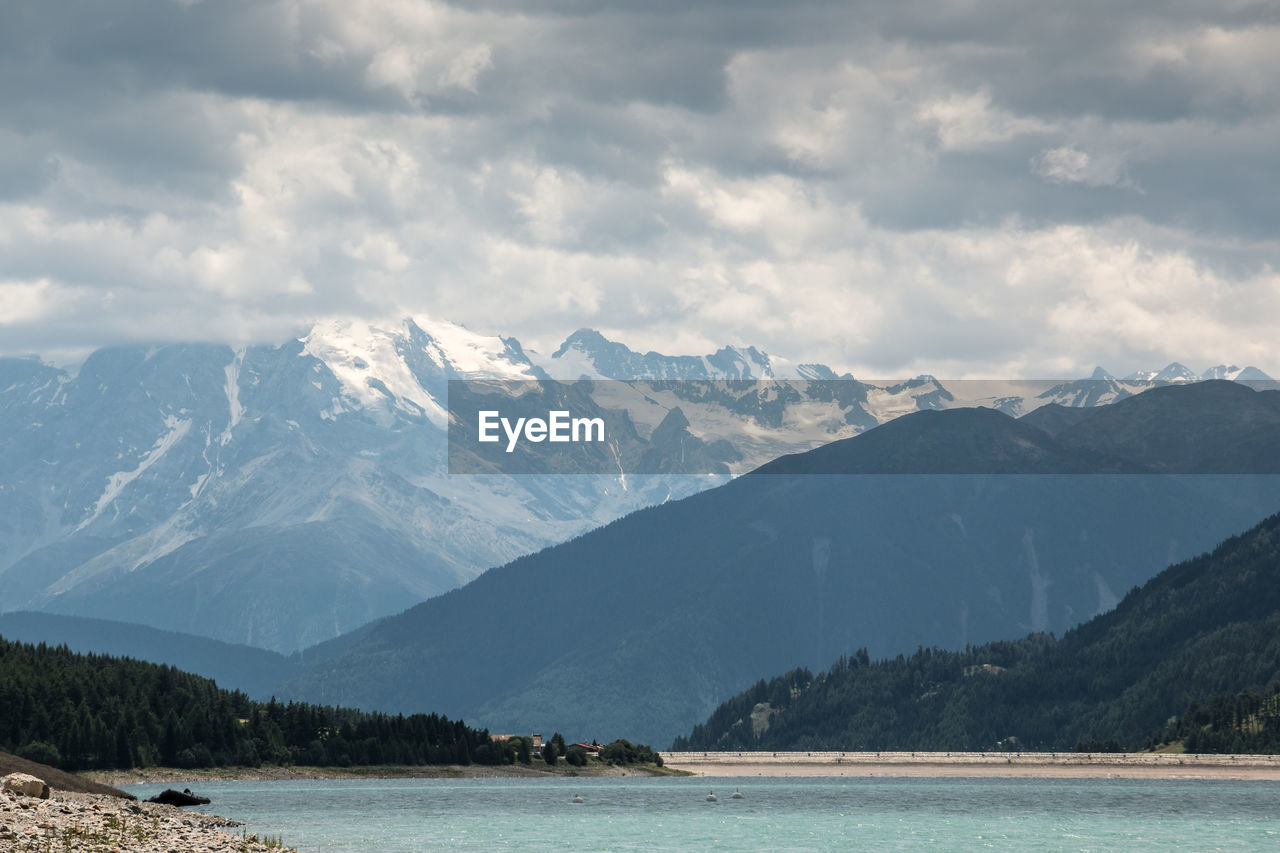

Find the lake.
xmin=124 ymin=776 xmax=1280 ymax=851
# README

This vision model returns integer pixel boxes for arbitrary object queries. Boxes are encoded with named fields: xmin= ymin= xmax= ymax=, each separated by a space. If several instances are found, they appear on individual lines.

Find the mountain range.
xmin=8 ymin=316 xmax=1261 ymax=653
xmin=279 ymin=380 xmax=1280 ymax=747
xmin=0 ymin=319 xmax=787 ymax=651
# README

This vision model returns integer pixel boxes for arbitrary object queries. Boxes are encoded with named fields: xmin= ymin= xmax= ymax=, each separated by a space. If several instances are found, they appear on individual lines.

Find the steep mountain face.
xmin=0 ymin=319 xmax=765 ymax=652
xmin=676 ymin=510 xmax=1280 ymax=752
xmin=281 ymin=382 xmax=1280 ymax=747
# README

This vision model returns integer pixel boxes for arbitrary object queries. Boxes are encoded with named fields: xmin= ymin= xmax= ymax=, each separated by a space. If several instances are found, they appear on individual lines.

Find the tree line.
xmin=0 ymin=636 xmax=509 ymax=771
xmin=1153 ymin=687 xmax=1280 ymax=753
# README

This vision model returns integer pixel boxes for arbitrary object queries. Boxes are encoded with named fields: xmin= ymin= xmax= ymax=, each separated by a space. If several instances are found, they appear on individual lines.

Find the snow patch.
xmin=410 ymin=315 xmax=538 ymax=380
xmin=303 ymin=318 xmax=450 ymax=425
xmin=189 ymin=473 xmax=209 ymax=499
xmin=1093 ymin=573 xmax=1119 ymax=614
xmin=220 ymin=349 xmax=244 ymax=445
xmin=532 ymin=343 xmax=606 ymax=380
xmin=78 ymin=415 xmax=191 ymax=530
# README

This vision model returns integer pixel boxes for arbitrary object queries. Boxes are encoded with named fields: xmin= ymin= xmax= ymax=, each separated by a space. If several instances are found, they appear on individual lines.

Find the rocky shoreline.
xmin=86 ymin=760 xmax=684 ymax=786
xmin=1 ymin=781 xmax=295 ymax=853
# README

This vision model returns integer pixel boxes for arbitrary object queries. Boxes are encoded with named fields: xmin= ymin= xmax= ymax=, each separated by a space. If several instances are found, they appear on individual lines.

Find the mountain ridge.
xmin=280 ymin=380 xmax=1280 ymax=746
xmin=3 ymin=314 xmax=1275 ymax=653
xmin=12 ymin=314 xmax=1265 ymax=653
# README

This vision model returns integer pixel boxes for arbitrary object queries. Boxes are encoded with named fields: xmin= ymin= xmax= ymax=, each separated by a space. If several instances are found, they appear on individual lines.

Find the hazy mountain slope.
xmin=282 ymin=382 xmax=1280 ymax=746
xmin=754 ymin=407 xmax=1141 ymax=475
xmin=1018 ymin=403 xmax=1100 ymax=437
xmin=1049 ymin=380 xmax=1280 ymax=473
xmin=676 ymin=510 xmax=1280 ymax=752
xmin=0 ymin=611 xmax=298 ymax=700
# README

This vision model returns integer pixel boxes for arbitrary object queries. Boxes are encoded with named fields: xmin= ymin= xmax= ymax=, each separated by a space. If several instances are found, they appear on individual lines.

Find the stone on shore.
xmin=1 ymin=773 xmax=49 ymax=799
xmin=1 ymin=786 xmax=296 ymax=852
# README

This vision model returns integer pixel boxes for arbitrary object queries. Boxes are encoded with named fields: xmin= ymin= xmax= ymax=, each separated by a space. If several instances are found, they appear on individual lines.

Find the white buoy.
xmin=706 ymin=792 xmax=717 ymax=802
xmin=731 ymin=790 xmax=744 ymax=799
xmin=571 ymin=795 xmax=584 ymax=804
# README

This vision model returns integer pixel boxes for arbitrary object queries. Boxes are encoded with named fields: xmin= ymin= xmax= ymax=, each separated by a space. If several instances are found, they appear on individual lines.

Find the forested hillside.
xmin=0 ymin=636 xmax=501 ymax=771
xmin=675 ymin=511 xmax=1280 ymax=752
xmin=1151 ymin=688 xmax=1280 ymax=753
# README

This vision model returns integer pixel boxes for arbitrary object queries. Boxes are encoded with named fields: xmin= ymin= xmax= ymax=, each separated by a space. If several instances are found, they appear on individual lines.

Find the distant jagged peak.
xmin=402 ymin=315 xmax=539 ymax=380
xmin=1124 ymin=362 xmax=1198 ymax=383
xmin=301 ymin=317 xmax=446 ymax=423
xmin=304 ymin=315 xmax=536 ymax=379
xmin=545 ymin=328 xmax=784 ymax=380
xmin=552 ymin=328 xmax=610 ymax=357
xmin=300 ymin=316 xmax=541 ymax=425
xmin=1039 ymin=362 xmax=1273 ymax=410
xmin=1201 ymin=364 xmax=1243 ymax=380
xmin=1202 ymin=364 xmax=1272 ymax=381
xmin=706 ymin=343 xmax=774 ymax=380
xmin=1153 ymin=362 xmax=1199 ymax=382
xmin=549 ymin=328 xmax=634 ymax=371
xmin=879 ymin=374 xmax=948 ymax=394
xmin=797 ymin=363 xmax=840 ymax=381
xmin=1120 ymin=362 xmax=1271 ymax=383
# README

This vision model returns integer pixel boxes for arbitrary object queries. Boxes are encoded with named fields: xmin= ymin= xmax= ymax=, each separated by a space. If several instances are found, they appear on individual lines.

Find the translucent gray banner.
xmin=445 ymin=378 xmax=1280 ymax=475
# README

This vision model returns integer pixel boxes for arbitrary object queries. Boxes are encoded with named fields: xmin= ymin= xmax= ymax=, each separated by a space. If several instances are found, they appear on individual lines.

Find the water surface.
xmin=125 ymin=776 xmax=1280 ymax=851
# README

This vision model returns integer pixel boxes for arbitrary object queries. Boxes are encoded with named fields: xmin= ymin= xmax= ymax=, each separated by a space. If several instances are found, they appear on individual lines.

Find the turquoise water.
xmin=124 ymin=777 xmax=1280 ymax=851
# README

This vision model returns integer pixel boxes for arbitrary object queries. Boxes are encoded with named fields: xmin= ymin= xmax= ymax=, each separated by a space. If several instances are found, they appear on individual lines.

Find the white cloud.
xmin=0 ymin=0 xmax=1277 ymax=377
xmin=919 ymin=90 xmax=1053 ymax=150
xmin=439 ymin=43 xmax=492 ymax=92
xmin=1032 ymin=146 xmax=1135 ymax=189
xmin=0 ymin=279 xmax=56 ymax=325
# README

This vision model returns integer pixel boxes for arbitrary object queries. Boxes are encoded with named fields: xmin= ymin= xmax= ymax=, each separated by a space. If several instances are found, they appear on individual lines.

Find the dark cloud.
xmin=1 ymin=0 xmax=1278 ymax=376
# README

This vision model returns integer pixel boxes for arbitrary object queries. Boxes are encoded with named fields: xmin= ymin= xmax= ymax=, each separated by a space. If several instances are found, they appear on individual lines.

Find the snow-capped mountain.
xmin=0 ymin=318 xmax=723 ymax=652
xmin=544 ymin=328 xmax=778 ymax=380
xmin=998 ymin=363 xmax=1274 ymax=413
xmin=1122 ymin=362 xmax=1272 ymax=384
xmin=1 ymin=320 xmax=1272 ymax=653
xmin=1201 ymin=364 xmax=1272 ymax=381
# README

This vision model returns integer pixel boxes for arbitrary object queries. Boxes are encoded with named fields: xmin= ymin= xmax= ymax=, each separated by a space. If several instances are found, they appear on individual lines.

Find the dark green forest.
xmin=675 ymin=512 xmax=1280 ymax=753
xmin=0 ymin=636 xmax=510 ymax=771
xmin=1151 ymin=688 xmax=1280 ymax=753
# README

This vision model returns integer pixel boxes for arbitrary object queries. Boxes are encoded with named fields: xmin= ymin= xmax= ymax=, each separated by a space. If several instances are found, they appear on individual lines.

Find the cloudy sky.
xmin=1 ymin=0 xmax=1278 ymax=376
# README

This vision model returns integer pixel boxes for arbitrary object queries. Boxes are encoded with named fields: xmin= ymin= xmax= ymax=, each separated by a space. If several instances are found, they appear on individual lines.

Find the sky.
xmin=1 ymin=0 xmax=1278 ymax=376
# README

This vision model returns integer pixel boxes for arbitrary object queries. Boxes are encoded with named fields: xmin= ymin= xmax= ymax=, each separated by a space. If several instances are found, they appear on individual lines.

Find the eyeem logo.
xmin=478 ymin=410 xmax=606 ymax=453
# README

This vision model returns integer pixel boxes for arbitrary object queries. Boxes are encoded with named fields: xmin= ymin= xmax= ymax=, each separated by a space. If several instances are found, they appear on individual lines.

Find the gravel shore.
xmin=85 ymin=761 xmax=682 ymax=786
xmin=1 ymin=786 xmax=296 ymax=852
